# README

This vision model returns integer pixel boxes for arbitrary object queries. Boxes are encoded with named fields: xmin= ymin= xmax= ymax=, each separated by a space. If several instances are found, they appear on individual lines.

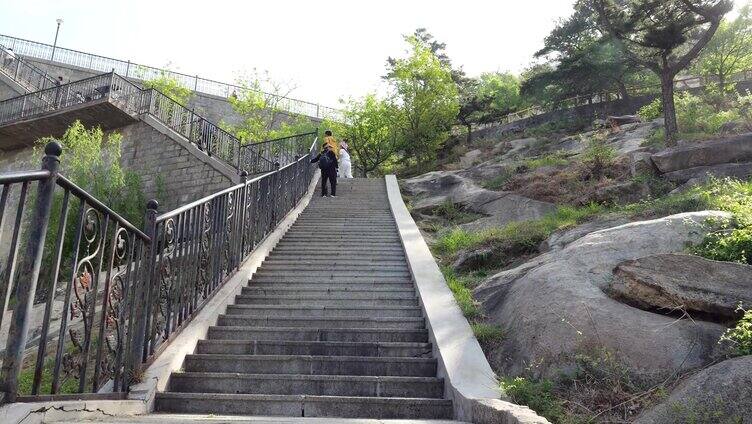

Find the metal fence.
xmin=0 ymin=34 xmax=342 ymax=121
xmin=0 ymin=70 xmax=305 ymax=175
xmin=0 ymin=45 xmax=58 ymax=94
xmin=0 ymin=135 xmax=317 ymax=402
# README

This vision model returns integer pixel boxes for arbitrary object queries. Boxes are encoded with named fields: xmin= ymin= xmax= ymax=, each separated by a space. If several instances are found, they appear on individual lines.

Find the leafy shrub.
xmin=144 ymin=72 xmax=193 ymax=106
xmin=639 ymin=93 xmax=740 ymax=135
xmin=638 ymin=98 xmax=663 ymax=121
xmin=501 ymin=377 xmax=565 ymax=422
xmin=581 ymin=132 xmax=616 ymax=179
xmin=692 ymin=226 xmax=752 ymax=264
xmin=471 ymin=323 xmax=504 ymax=343
xmin=482 ymin=170 xmax=515 ymax=190
xmin=675 ymin=92 xmax=739 ymax=134
xmin=720 ymin=307 xmax=752 ymax=356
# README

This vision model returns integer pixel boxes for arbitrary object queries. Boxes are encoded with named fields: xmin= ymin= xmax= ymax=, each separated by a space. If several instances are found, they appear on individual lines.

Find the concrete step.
xmin=273 ymin=242 xmax=404 ymax=249
xmin=257 ymin=264 xmax=409 ymax=272
xmin=266 ymin=252 xmax=406 ymax=260
xmin=226 ymin=305 xmax=423 ymax=318
xmin=262 ymin=254 xmax=407 ymax=266
xmin=271 ymin=247 xmax=405 ymax=255
xmin=195 ymin=340 xmax=433 ymax=357
xmin=248 ymin=276 xmax=413 ymax=284
xmin=241 ymin=287 xmax=416 ymax=297
xmin=247 ymin=280 xmax=413 ymax=289
xmin=207 ymin=326 xmax=429 ymax=343
xmin=234 ymin=295 xmax=418 ymax=307
xmin=55 ymin=415 xmax=465 ymax=424
xmin=253 ymin=269 xmax=410 ymax=278
xmin=183 ymin=354 xmax=438 ymax=377
xmin=240 ymin=287 xmax=417 ymax=299
xmin=168 ymin=372 xmax=444 ymax=398
xmin=155 ymin=392 xmax=453 ymax=419
xmin=216 ymin=315 xmax=425 ymax=330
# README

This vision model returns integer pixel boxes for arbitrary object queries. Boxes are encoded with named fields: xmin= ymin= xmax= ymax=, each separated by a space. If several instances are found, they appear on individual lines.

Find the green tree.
xmin=585 ymin=0 xmax=733 ymax=145
xmin=143 ymin=71 xmax=193 ymax=105
xmin=225 ymin=70 xmax=314 ymax=143
xmin=478 ymin=72 xmax=522 ymax=117
xmin=385 ymin=34 xmax=459 ymax=170
xmin=696 ymin=4 xmax=752 ymax=93
xmin=332 ymin=95 xmax=404 ymax=177
xmin=35 ymin=121 xmax=145 ymax=300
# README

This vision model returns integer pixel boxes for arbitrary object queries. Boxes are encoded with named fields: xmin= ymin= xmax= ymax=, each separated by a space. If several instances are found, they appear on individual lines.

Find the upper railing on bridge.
xmin=0 ymin=44 xmax=58 ymax=94
xmin=0 ymin=33 xmax=342 ymax=121
xmin=0 ymin=135 xmax=317 ymax=402
xmin=0 ymin=70 xmax=316 ymax=175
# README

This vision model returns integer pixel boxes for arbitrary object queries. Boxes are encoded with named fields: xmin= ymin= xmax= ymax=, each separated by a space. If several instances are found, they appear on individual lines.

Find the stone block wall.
xmin=117 ymin=121 xmax=234 ymax=211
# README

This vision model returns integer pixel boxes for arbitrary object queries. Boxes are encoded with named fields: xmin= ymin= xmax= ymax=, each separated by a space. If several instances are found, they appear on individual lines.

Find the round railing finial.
xmin=146 ymin=199 xmax=159 ymax=211
xmin=45 ymin=140 xmax=63 ymax=157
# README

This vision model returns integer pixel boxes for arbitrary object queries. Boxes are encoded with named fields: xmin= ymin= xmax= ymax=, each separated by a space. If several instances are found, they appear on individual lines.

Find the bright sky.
xmin=0 ymin=0 xmax=744 ymax=107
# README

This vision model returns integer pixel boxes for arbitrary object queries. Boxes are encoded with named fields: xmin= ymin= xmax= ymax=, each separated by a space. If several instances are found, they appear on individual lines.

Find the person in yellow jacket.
xmin=323 ymin=130 xmax=339 ymax=158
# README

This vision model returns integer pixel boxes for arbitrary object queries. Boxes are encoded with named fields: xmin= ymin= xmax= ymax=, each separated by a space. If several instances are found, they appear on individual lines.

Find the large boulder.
xmin=663 ymin=162 xmax=752 ymax=184
xmin=459 ymin=193 xmax=557 ymax=232
xmin=474 ymin=212 xmax=731 ymax=378
xmin=610 ymin=254 xmax=752 ymax=321
xmin=500 ymin=137 xmax=539 ymax=160
xmin=539 ymin=217 xmax=632 ymax=252
xmin=402 ymin=171 xmax=556 ymax=223
xmin=636 ymin=356 xmax=752 ymax=424
xmin=651 ymin=133 xmax=752 ymax=174
xmin=459 ymin=149 xmax=483 ymax=168
xmin=608 ymin=119 xmax=662 ymax=155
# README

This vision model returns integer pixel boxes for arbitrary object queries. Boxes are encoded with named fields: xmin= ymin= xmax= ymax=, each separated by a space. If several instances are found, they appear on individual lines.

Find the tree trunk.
xmin=718 ymin=73 xmax=727 ymax=94
xmin=465 ymin=123 xmax=473 ymax=145
xmin=661 ymin=72 xmax=679 ymax=146
xmin=618 ymin=81 xmax=630 ymax=101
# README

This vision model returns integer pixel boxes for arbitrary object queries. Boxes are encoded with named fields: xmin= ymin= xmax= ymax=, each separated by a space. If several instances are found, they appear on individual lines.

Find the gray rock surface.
xmin=539 ymin=217 xmax=632 ymax=252
xmin=651 ymin=133 xmax=752 ymax=173
xmin=460 ymin=149 xmax=483 ymax=168
xmin=474 ymin=212 xmax=731 ymax=378
xmin=500 ymin=138 xmax=539 ymax=160
xmin=610 ymin=254 xmax=752 ymax=321
xmin=636 ymin=356 xmax=752 ymax=424
xmin=663 ymin=161 xmax=752 ymax=184
xmin=402 ymin=171 xmax=555 ymax=225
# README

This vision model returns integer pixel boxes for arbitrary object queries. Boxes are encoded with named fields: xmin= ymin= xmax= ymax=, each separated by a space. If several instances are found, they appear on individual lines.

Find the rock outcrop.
xmin=474 ymin=211 xmax=731 ymax=378
xmin=650 ymin=133 xmax=752 ymax=174
xmin=610 ymin=254 xmax=752 ymax=321
xmin=402 ymin=171 xmax=556 ymax=229
xmin=636 ymin=356 xmax=752 ymax=424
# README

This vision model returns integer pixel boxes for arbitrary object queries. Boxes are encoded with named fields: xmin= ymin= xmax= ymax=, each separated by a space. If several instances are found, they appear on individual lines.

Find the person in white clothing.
xmin=339 ymin=140 xmax=353 ymax=178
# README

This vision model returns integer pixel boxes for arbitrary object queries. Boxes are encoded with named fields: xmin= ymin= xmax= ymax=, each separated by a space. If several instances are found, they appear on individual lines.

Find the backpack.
xmin=318 ymin=152 xmax=332 ymax=170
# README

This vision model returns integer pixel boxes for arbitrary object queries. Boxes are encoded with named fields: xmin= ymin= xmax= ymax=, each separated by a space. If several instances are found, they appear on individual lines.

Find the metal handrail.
xmin=0 ymin=44 xmax=58 ymax=93
xmin=0 ymin=134 xmax=317 ymax=401
xmin=0 ymin=70 xmax=291 ymax=174
xmin=0 ymin=33 xmax=342 ymax=120
xmin=57 ymin=175 xmax=150 ymax=241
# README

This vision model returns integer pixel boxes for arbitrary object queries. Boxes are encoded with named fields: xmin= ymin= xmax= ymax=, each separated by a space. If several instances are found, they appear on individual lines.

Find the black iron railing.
xmin=0 ymin=33 xmax=342 ymax=121
xmin=0 ymin=71 xmax=297 ymax=175
xmin=0 ymin=135 xmax=317 ymax=402
xmin=0 ymin=45 xmax=58 ymax=94
xmin=239 ymin=131 xmax=318 ymax=174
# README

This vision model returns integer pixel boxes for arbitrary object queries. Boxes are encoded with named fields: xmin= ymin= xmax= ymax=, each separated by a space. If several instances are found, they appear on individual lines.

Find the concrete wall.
xmin=117 ymin=120 xmax=234 ymax=211
xmin=0 ymin=79 xmax=20 ymax=101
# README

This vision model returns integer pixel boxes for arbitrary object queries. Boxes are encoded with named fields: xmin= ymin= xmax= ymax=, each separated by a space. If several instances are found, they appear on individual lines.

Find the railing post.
xmin=194 ymin=75 xmax=198 ymax=91
xmin=126 ymin=60 xmax=131 ymax=78
xmin=127 ymin=199 xmax=159 ymax=382
xmin=14 ymin=59 xmax=20 ymax=80
xmin=0 ymin=141 xmax=62 ymax=402
xmin=238 ymin=171 xmax=248 ymax=265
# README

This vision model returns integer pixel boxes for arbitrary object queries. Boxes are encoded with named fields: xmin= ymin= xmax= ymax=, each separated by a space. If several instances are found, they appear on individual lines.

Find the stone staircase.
xmin=154 ymin=178 xmax=454 ymax=420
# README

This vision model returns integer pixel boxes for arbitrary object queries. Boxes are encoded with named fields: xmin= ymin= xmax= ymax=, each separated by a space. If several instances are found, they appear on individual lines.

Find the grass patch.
xmin=524 ymin=152 xmax=569 ymax=170
xmin=501 ymin=377 xmax=566 ymax=422
xmin=471 ymin=323 xmax=504 ymax=344
xmin=435 ymin=203 xmax=606 ymax=259
xmin=17 ymin=357 xmax=81 ymax=395
xmin=442 ymin=267 xmax=481 ymax=319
